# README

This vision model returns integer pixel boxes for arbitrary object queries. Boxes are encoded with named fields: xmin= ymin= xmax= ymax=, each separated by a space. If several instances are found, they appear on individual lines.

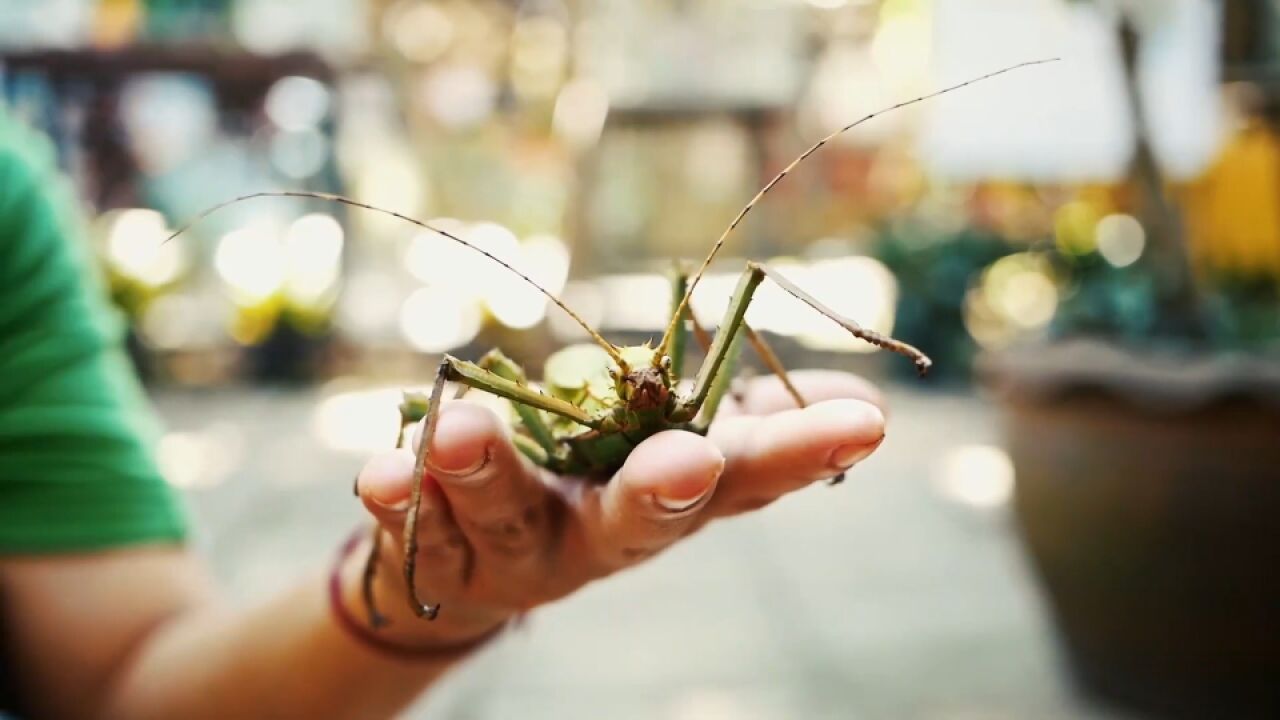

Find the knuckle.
xmin=731 ymin=495 xmax=776 ymax=513
xmin=415 ymin=529 xmax=468 ymax=561
xmin=619 ymin=546 xmax=660 ymax=562
xmin=465 ymin=503 xmax=546 ymax=557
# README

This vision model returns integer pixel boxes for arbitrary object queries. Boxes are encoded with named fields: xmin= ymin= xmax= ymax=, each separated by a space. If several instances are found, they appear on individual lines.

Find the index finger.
xmin=724 ymin=369 xmax=887 ymax=417
xmin=701 ymin=398 xmax=886 ymax=519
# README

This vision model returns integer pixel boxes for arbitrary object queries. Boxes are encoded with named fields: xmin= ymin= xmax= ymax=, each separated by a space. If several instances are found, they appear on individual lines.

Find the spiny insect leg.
xmin=742 ymin=324 xmax=806 ymax=409
xmin=361 ymin=526 xmax=388 ymax=627
xmin=404 ymin=359 xmax=452 ymax=620
xmin=682 ymin=262 xmax=929 ymax=418
xmin=466 ymin=349 xmax=559 ymax=458
xmin=692 ymin=303 xmax=846 ymax=484
xmin=683 ymin=268 xmax=766 ymax=416
xmin=356 ymin=395 xmax=422 ymax=626
xmin=685 ymin=299 xmax=750 ymax=410
xmin=403 ymin=355 xmax=602 ymax=621
xmin=751 ymin=262 xmax=931 ymax=375
xmin=693 ymin=329 xmax=745 ymax=431
xmin=741 ymin=327 xmax=847 ymax=485
xmin=687 ymin=309 xmax=714 ymax=356
xmin=667 ymin=265 xmax=692 ymax=382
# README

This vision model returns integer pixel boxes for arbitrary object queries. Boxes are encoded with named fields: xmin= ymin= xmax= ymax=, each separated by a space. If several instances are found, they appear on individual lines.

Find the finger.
xmin=412 ymin=401 xmax=554 ymax=568
xmin=703 ymin=398 xmax=885 ymax=518
xmin=579 ymin=430 xmax=724 ymax=568
xmin=724 ymin=370 xmax=887 ymax=417
xmin=355 ymin=447 xmax=470 ymax=599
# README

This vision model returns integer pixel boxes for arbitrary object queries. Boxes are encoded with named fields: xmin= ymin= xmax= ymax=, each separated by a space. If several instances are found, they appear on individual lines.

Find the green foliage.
xmin=1048 ymin=248 xmax=1280 ymax=354
xmin=873 ymin=220 xmax=1016 ymax=381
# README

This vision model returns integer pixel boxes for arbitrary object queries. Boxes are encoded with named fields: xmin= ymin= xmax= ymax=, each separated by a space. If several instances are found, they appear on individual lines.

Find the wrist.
xmin=330 ymin=529 xmax=510 ymax=660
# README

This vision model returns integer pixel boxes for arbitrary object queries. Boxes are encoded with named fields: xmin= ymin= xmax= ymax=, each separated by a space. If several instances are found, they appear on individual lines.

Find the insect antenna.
xmin=165 ymin=190 xmax=629 ymax=369
xmin=654 ymin=57 xmax=1061 ymax=360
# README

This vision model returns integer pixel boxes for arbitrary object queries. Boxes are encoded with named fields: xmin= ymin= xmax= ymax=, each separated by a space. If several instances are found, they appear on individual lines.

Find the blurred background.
xmin=2 ymin=0 xmax=1278 ymax=718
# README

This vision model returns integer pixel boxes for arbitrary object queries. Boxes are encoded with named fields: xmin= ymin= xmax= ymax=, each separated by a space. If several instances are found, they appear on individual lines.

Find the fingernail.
xmin=653 ymin=462 xmax=720 ymax=514
xmin=829 ymin=440 xmax=879 ymax=471
xmin=434 ymin=446 xmax=491 ymax=482
xmin=654 ymin=486 xmax=712 ymax=513
xmin=368 ymin=484 xmax=411 ymax=513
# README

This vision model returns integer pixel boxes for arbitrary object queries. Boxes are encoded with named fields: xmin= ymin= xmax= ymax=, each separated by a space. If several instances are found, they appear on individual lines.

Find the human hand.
xmin=343 ymin=370 xmax=887 ymax=651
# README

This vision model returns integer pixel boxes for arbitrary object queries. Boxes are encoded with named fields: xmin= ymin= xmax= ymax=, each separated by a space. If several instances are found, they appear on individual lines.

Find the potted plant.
xmin=979 ymin=5 xmax=1280 ymax=717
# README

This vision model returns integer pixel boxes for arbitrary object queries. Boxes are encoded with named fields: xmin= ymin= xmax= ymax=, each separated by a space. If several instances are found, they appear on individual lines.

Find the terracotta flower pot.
xmin=981 ymin=341 xmax=1280 ymax=718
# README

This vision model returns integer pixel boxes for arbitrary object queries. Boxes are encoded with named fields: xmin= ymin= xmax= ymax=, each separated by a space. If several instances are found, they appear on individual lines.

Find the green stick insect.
xmin=169 ymin=58 xmax=1056 ymax=626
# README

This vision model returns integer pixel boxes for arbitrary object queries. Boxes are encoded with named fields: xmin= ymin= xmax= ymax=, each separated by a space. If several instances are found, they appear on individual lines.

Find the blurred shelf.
xmin=606 ymin=103 xmax=785 ymax=127
xmin=0 ymin=45 xmax=334 ymax=107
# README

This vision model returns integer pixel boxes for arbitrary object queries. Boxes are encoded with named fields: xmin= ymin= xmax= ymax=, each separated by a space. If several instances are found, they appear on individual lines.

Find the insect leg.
xmin=667 ymin=264 xmax=692 ymax=382
xmin=683 ymin=297 xmax=752 ymax=410
xmin=354 ymin=394 xmax=424 ymax=627
xmin=688 ymin=308 xmax=784 ymax=411
xmin=404 ymin=355 xmax=602 ymax=620
xmin=752 ymin=263 xmax=932 ymax=375
xmin=403 ymin=358 xmax=452 ymax=620
xmin=692 ymin=328 xmax=745 ymax=431
xmin=743 ymin=324 xmax=851 ymax=485
xmin=360 ymin=528 xmax=387 ymax=626
xmin=742 ymin=324 xmax=806 ymax=408
xmin=672 ymin=263 xmax=773 ymax=412
xmin=459 ymin=349 xmax=559 ymax=460
xmin=686 ymin=300 xmax=714 ymax=356
xmin=679 ymin=266 xmax=766 ymax=418
xmin=686 ymin=302 xmax=846 ymax=482
xmin=680 ymin=262 xmax=930 ymax=420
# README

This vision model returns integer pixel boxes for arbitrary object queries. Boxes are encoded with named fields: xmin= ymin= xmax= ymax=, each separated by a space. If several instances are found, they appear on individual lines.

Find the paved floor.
xmin=152 ymin=385 xmax=1133 ymax=720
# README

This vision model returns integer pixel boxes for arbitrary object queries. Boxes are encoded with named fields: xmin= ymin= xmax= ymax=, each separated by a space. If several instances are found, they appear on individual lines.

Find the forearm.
xmin=2 ymin=544 xmax=489 ymax=720
xmin=99 ymin=549 xmax=467 ymax=720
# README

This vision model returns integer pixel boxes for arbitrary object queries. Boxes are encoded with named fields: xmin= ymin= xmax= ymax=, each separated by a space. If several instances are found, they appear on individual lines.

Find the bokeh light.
xmin=484 ymin=233 xmax=571 ymax=329
xmin=215 ymin=226 xmax=286 ymax=304
xmin=312 ymin=386 xmax=403 ymax=454
xmin=965 ymin=252 xmax=1059 ymax=349
xmin=1095 ymin=213 xmax=1146 ymax=268
xmin=283 ymin=213 xmax=345 ymax=305
xmin=399 ymin=285 xmax=483 ymax=352
xmin=384 ymin=1 xmax=455 ymax=63
xmin=103 ymin=209 xmax=185 ymax=288
xmin=265 ymin=76 xmax=332 ymax=132
xmin=932 ymin=444 xmax=1015 ymax=509
xmin=553 ymin=78 xmax=610 ymax=149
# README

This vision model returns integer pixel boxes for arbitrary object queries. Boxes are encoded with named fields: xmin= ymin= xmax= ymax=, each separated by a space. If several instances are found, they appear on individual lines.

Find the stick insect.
xmin=169 ymin=58 xmax=1056 ymax=625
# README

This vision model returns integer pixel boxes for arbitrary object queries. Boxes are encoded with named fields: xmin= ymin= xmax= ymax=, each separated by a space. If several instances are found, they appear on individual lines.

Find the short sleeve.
xmin=0 ymin=114 xmax=187 ymax=553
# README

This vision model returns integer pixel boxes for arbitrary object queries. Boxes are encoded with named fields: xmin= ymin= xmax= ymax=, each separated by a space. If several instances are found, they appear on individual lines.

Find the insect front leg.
xmin=677 ymin=263 xmax=929 ymax=478
xmin=678 ymin=266 xmax=764 ymax=421
xmin=667 ymin=264 xmax=692 ymax=382
xmin=684 ymin=305 xmax=751 ymax=409
xmin=693 ymin=328 xmax=745 ymax=432
xmin=685 ymin=295 xmax=795 ymax=414
xmin=682 ymin=263 xmax=929 ymax=424
xmin=354 ymin=394 xmax=428 ymax=627
xmin=671 ymin=267 xmax=758 ymax=429
xmin=736 ymin=324 xmax=852 ymax=484
xmin=463 ymin=349 xmax=560 ymax=464
xmin=402 ymin=358 xmax=453 ymax=620
xmin=401 ymin=355 xmax=602 ymax=621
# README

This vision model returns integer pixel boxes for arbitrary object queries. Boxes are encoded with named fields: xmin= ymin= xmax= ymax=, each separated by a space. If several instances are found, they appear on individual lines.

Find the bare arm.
xmin=0 ymin=547 xmax=474 ymax=720
xmin=0 ymin=371 xmax=886 ymax=720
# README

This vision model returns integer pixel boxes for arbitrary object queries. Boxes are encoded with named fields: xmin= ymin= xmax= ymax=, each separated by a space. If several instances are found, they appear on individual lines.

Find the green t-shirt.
xmin=0 ymin=113 xmax=186 ymax=553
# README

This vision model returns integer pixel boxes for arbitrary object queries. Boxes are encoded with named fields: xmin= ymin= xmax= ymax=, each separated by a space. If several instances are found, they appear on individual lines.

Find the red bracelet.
xmin=328 ymin=529 xmax=508 ymax=661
